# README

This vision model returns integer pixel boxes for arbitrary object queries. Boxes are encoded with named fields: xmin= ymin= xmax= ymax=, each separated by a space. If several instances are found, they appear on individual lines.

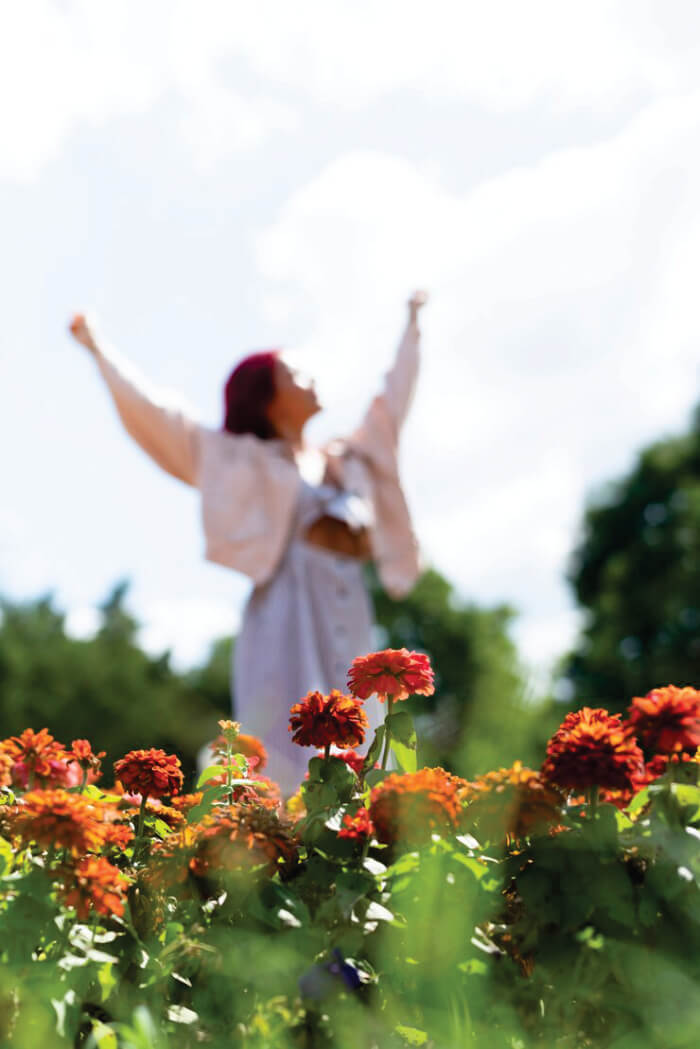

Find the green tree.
xmin=0 ymin=583 xmax=224 ymax=785
xmin=563 ymin=404 xmax=700 ymax=709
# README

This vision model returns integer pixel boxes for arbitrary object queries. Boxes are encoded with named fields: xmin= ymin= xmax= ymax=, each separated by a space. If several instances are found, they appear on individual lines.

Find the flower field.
xmin=0 ymin=657 xmax=699 ymax=1049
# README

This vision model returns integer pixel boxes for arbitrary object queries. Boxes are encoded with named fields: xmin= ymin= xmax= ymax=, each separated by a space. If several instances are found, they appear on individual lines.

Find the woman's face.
xmin=267 ymin=357 xmax=321 ymax=435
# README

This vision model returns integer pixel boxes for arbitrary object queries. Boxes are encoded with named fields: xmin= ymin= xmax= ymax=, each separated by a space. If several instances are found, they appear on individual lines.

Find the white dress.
xmin=89 ymin=317 xmax=421 ymax=794
xmin=234 ymin=478 xmax=384 ymax=795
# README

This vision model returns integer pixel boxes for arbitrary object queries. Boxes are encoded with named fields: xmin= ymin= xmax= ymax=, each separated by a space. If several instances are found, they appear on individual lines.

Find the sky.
xmin=1 ymin=1 xmax=699 ymax=683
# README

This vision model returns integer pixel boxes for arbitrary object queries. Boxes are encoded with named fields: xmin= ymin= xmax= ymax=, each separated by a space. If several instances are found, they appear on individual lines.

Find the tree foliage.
xmin=0 ymin=583 xmax=225 ymax=784
xmin=564 ymin=405 xmax=700 ymax=709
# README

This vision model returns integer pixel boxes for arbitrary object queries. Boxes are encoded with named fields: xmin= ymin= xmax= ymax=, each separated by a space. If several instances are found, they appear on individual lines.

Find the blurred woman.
xmin=69 ymin=293 xmax=426 ymax=792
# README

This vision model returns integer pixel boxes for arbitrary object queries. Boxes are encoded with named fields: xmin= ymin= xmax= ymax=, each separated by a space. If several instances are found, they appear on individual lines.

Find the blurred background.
xmin=1 ymin=1 xmax=698 ymax=781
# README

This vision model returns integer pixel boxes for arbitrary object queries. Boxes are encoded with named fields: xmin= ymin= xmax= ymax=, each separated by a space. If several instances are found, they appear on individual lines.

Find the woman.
xmin=69 ymin=292 xmax=426 ymax=793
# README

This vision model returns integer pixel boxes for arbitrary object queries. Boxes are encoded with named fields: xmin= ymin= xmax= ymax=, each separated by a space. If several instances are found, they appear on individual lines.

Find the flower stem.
xmin=226 ymin=741 xmax=234 ymax=807
xmin=380 ymin=696 xmax=394 ymax=770
xmin=587 ymin=786 xmax=599 ymax=815
xmin=324 ymin=744 xmax=331 ymax=762
xmin=135 ymin=793 xmax=148 ymax=843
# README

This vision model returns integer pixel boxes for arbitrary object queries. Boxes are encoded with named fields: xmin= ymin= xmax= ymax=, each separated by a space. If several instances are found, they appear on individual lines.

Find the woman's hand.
xmin=68 ymin=313 xmax=99 ymax=356
xmin=408 ymin=290 xmax=428 ymax=324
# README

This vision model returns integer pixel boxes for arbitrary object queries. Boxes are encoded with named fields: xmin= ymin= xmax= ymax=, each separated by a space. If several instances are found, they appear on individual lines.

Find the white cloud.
xmin=139 ymin=596 xmax=238 ymax=670
xmin=64 ymin=595 xmax=236 ymax=670
xmin=4 ymin=1 xmax=700 ymax=180
xmin=169 ymin=0 xmax=700 ymax=111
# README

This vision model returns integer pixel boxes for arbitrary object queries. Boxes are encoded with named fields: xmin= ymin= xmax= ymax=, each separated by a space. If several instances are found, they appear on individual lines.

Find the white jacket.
xmin=93 ymin=320 xmax=421 ymax=598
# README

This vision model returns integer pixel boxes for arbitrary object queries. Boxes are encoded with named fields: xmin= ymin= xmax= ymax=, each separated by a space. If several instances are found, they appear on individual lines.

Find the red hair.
xmin=222 ymin=351 xmax=279 ymax=439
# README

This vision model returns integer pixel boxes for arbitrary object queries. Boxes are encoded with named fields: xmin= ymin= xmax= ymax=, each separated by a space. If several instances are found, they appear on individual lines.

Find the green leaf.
xmin=386 ymin=710 xmax=416 ymax=747
xmin=228 ymin=752 xmax=249 ymax=773
xmin=395 ymin=1024 xmax=428 ymax=1045
xmin=86 ymin=1020 xmax=118 ymax=1049
xmin=187 ymin=784 xmax=230 ymax=822
xmin=363 ymin=725 xmax=385 ymax=771
xmin=627 ymin=786 xmax=651 ymax=816
xmin=151 ymin=814 xmax=171 ymax=839
xmin=365 ymin=768 xmax=389 ymax=788
xmin=325 ymin=756 xmax=356 ymax=793
xmin=450 ymin=853 xmax=489 ymax=881
xmin=97 ymin=961 xmax=118 ymax=1002
xmin=457 ymin=958 xmax=488 ymax=975
xmin=386 ymin=852 xmax=421 ymax=878
xmin=671 ymin=782 xmax=700 ymax=822
xmin=0 ymin=836 xmax=13 ymax=877
xmin=390 ymin=738 xmax=417 ymax=773
xmin=196 ymin=764 xmax=228 ymax=788
xmin=614 ymin=809 xmax=634 ymax=831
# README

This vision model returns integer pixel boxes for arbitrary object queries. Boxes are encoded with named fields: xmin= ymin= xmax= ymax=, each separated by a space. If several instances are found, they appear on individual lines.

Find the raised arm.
xmin=343 ymin=291 xmax=427 ymax=474
xmin=382 ymin=290 xmax=427 ymax=434
xmin=69 ymin=314 xmax=200 ymax=486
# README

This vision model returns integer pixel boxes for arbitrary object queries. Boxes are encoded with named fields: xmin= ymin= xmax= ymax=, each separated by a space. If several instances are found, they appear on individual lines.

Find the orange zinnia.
xmin=369 ymin=767 xmax=465 ymax=847
xmin=348 ymin=649 xmax=435 ymax=702
xmin=61 ymin=856 xmax=129 ymax=920
xmin=289 ymin=691 xmax=368 ymax=749
xmin=460 ymin=762 xmax=565 ymax=843
xmin=0 ymin=747 xmax=12 ymax=789
xmin=3 ymin=728 xmax=72 ymax=787
xmin=69 ymin=739 xmax=105 ymax=778
xmin=190 ymin=804 xmax=298 ymax=880
xmin=626 ymin=685 xmax=700 ymax=756
xmin=13 ymin=789 xmax=110 ymax=856
xmin=113 ymin=748 xmax=184 ymax=799
xmin=542 ymin=708 xmax=644 ymax=792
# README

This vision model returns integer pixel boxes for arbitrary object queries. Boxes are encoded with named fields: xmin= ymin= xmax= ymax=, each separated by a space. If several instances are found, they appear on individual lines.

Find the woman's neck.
xmin=275 ymin=421 xmax=306 ymax=452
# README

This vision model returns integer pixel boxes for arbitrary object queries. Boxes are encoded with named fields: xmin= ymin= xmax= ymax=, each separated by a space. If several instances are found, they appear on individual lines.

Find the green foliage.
xmin=369 ymin=566 xmax=541 ymax=774
xmin=0 ymin=583 xmax=226 ymax=784
xmin=564 ymin=404 xmax=700 ymax=708
xmin=2 ymin=710 xmax=699 ymax=1048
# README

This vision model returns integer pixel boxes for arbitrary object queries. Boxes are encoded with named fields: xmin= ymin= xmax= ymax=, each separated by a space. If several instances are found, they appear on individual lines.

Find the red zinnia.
xmin=114 ymin=748 xmax=184 ymax=799
xmin=627 ymin=685 xmax=700 ymax=756
xmin=369 ymin=767 xmax=465 ymax=848
xmin=338 ymin=807 xmax=374 ymax=841
xmin=542 ymin=708 xmax=644 ymax=793
xmin=289 ymin=691 xmax=368 ymax=749
xmin=61 ymin=856 xmax=129 ymax=920
xmin=348 ymin=649 xmax=435 ymax=702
